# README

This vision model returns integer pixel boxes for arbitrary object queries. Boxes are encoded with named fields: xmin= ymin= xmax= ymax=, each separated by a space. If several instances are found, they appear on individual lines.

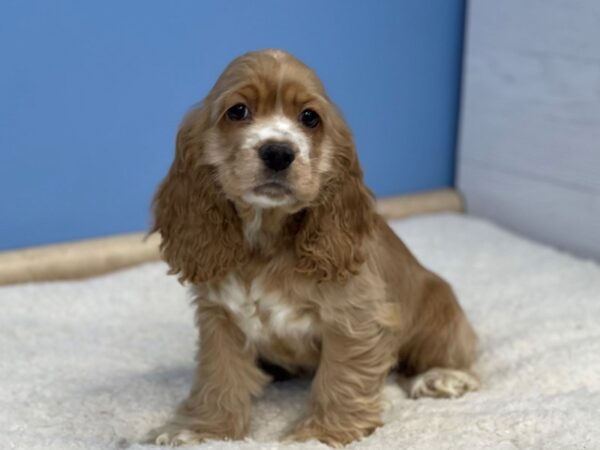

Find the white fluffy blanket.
xmin=1 ymin=214 xmax=599 ymax=450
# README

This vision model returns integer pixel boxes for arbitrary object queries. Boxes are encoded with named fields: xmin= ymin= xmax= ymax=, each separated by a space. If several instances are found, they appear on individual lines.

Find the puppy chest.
xmin=207 ymin=276 xmax=320 ymax=347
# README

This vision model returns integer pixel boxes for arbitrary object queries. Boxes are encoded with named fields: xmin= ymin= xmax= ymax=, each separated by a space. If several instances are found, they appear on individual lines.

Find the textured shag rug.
xmin=1 ymin=214 xmax=599 ymax=450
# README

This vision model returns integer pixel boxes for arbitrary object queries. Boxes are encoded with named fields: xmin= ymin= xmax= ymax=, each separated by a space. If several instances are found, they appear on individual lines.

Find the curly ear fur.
xmin=295 ymin=139 xmax=375 ymax=283
xmin=152 ymin=108 xmax=249 ymax=284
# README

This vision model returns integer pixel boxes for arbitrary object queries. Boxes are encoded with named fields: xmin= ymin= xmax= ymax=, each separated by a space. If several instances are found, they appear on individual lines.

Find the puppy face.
xmin=201 ymin=50 xmax=336 ymax=210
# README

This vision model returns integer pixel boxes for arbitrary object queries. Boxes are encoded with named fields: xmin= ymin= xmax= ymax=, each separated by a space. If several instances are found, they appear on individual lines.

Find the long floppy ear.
xmin=152 ymin=107 xmax=248 ymax=284
xmin=295 ymin=144 xmax=375 ymax=282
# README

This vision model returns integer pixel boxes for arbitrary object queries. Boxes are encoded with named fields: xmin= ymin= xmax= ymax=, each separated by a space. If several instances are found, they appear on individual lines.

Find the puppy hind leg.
xmin=401 ymin=367 xmax=479 ymax=399
xmin=397 ymin=277 xmax=479 ymax=399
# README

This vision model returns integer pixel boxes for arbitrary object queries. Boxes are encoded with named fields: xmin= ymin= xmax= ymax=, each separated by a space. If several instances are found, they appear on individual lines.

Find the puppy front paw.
xmin=285 ymin=416 xmax=379 ymax=448
xmin=148 ymin=425 xmax=206 ymax=446
xmin=145 ymin=419 xmax=241 ymax=446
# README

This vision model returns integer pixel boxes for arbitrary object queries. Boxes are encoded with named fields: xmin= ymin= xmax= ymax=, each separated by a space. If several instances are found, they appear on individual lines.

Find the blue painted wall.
xmin=0 ymin=1 xmax=465 ymax=250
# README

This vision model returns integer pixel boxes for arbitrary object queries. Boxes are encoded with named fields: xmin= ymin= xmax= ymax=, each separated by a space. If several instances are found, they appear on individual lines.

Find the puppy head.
xmin=202 ymin=49 xmax=340 ymax=210
xmin=154 ymin=50 xmax=374 ymax=284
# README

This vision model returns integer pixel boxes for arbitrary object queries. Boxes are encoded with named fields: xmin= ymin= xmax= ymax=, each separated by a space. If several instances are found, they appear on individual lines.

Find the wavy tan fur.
xmin=149 ymin=49 xmax=478 ymax=447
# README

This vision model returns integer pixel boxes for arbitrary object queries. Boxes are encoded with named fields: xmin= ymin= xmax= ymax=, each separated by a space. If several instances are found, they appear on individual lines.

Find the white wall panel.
xmin=458 ymin=0 xmax=600 ymax=260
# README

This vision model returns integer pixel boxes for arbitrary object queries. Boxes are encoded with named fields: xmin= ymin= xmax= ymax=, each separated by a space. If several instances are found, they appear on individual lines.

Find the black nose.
xmin=258 ymin=143 xmax=295 ymax=172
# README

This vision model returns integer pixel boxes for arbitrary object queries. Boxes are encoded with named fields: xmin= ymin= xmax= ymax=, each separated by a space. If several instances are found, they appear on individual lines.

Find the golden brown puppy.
xmin=149 ymin=49 xmax=478 ymax=447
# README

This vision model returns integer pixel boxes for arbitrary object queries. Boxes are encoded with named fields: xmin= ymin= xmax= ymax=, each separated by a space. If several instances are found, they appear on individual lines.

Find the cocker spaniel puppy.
xmin=149 ymin=49 xmax=478 ymax=447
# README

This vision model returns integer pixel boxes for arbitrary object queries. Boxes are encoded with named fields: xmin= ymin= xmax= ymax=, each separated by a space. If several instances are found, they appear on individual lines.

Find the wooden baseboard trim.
xmin=376 ymin=188 xmax=463 ymax=220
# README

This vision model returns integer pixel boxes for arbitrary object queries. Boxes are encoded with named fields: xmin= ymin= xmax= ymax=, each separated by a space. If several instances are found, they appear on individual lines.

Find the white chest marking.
xmin=207 ymin=275 xmax=317 ymax=343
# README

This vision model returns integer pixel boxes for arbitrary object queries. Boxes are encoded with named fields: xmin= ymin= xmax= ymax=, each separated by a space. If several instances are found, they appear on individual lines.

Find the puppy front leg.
xmin=149 ymin=302 xmax=268 ymax=446
xmin=287 ymin=325 xmax=396 ymax=447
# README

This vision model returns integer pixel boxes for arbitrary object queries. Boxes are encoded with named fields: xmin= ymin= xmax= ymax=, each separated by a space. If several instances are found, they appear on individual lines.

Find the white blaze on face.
xmin=242 ymin=115 xmax=310 ymax=161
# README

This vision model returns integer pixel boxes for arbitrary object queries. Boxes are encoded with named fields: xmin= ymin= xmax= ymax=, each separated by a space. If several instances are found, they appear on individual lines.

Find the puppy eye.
xmin=299 ymin=109 xmax=320 ymax=128
xmin=226 ymin=103 xmax=249 ymax=121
